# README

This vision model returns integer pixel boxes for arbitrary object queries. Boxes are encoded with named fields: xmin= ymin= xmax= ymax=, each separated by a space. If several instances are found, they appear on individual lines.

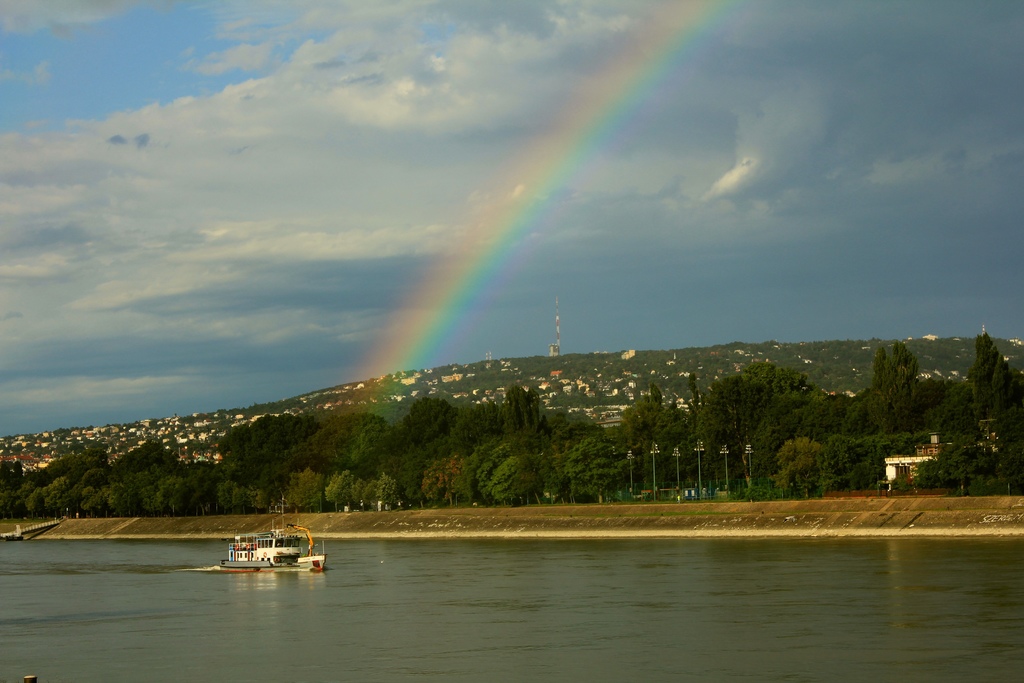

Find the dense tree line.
xmin=4 ymin=333 xmax=1024 ymax=518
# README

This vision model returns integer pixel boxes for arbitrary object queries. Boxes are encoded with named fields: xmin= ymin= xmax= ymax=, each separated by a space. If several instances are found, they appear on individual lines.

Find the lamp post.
xmin=721 ymin=445 xmax=729 ymax=497
xmin=694 ymin=441 xmax=704 ymax=499
xmin=651 ymin=443 xmax=659 ymax=502
xmin=627 ymin=450 xmax=635 ymax=499
xmin=673 ymin=446 xmax=681 ymax=502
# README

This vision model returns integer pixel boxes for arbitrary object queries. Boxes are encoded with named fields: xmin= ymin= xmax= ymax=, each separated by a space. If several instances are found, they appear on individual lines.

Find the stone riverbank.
xmin=6 ymin=496 xmax=1024 ymax=540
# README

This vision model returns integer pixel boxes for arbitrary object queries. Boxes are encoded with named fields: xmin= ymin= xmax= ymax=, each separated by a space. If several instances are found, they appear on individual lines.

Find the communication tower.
xmin=549 ymin=297 xmax=561 ymax=357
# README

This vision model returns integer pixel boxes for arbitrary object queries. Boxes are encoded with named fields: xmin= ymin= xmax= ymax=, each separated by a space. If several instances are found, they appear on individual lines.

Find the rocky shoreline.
xmin=6 ymin=496 xmax=1024 ymax=540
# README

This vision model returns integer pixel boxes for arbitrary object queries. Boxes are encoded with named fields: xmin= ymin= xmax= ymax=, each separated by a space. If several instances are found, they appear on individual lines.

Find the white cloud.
xmin=703 ymin=157 xmax=758 ymax=200
xmin=867 ymin=155 xmax=947 ymax=186
xmin=7 ymin=374 xmax=187 ymax=407
xmin=0 ymin=59 xmax=49 ymax=85
xmin=0 ymin=253 xmax=70 ymax=281
xmin=188 ymin=42 xmax=276 ymax=75
xmin=0 ymin=0 xmax=142 ymax=34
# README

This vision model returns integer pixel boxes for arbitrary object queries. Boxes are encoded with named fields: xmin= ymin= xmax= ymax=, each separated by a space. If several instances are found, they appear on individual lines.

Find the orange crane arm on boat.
xmin=287 ymin=523 xmax=315 ymax=555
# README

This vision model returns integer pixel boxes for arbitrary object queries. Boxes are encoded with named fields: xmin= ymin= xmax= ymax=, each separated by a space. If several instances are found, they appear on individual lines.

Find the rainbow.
xmin=358 ymin=0 xmax=744 ymax=381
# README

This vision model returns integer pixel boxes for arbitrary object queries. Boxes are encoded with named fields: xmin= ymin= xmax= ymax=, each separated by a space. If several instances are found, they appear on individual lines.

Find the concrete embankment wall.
xmin=9 ymin=496 xmax=1024 ymax=539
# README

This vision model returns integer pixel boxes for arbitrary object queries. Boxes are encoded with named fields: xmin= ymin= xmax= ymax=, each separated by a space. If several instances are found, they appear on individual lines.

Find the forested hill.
xmin=278 ymin=335 xmax=1024 ymax=422
xmin=2 ymin=336 xmax=1021 ymax=449
xmin=6 ymin=333 xmax=1024 ymax=517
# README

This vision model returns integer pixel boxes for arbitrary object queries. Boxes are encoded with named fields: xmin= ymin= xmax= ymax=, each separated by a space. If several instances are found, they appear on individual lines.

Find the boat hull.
xmin=217 ymin=556 xmax=327 ymax=572
xmin=219 ymin=559 xmax=276 ymax=571
xmin=297 ymin=554 xmax=327 ymax=571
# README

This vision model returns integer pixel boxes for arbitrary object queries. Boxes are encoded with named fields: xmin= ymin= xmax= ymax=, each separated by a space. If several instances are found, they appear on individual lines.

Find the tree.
xmin=184 ymin=463 xmax=220 ymax=515
xmin=401 ymin=397 xmax=458 ymax=445
xmin=325 ymin=470 xmax=355 ymax=511
xmin=700 ymin=375 xmax=768 ymax=482
xmin=562 ymin=436 xmax=620 ymax=503
xmin=375 ymin=472 xmax=398 ymax=507
xmin=288 ymin=468 xmax=325 ymax=512
xmin=80 ymin=485 xmax=109 ymax=517
xmin=933 ymin=436 xmax=997 ymax=494
xmin=25 ymin=485 xmax=46 ymax=517
xmin=622 ymin=382 xmax=665 ymax=457
xmin=869 ymin=342 xmax=919 ymax=433
xmin=216 ymin=480 xmax=251 ymax=514
xmin=699 ymin=363 xmax=810 ymax=483
xmin=924 ymin=381 xmax=976 ymax=437
xmin=109 ymin=474 xmax=146 ymax=516
xmin=218 ymin=414 xmax=320 ymax=497
xmin=485 ymin=456 xmax=524 ymax=505
xmin=43 ymin=476 xmax=72 ymax=516
xmin=687 ymin=372 xmax=703 ymax=416
xmin=157 ymin=476 xmax=189 ymax=516
xmin=774 ymin=437 xmax=822 ymax=497
xmin=451 ymin=402 xmax=503 ymax=455
xmin=818 ymin=435 xmax=853 ymax=492
xmin=421 ymin=455 xmax=463 ymax=506
xmin=998 ymin=443 xmax=1024 ymax=493
xmin=969 ymin=332 xmax=1015 ymax=421
xmin=113 ymin=441 xmax=178 ymax=478
xmin=501 ymin=385 xmax=544 ymax=434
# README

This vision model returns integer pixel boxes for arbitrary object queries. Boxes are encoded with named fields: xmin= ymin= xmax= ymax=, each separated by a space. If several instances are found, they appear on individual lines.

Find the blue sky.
xmin=2 ymin=0 xmax=1023 ymax=435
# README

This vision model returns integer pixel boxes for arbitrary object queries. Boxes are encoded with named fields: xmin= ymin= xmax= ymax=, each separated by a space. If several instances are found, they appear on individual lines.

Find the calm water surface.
xmin=2 ymin=538 xmax=1024 ymax=681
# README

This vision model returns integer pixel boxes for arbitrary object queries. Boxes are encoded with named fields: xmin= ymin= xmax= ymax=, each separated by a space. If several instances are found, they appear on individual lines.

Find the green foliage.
xmin=485 ymin=455 xmax=523 ymax=505
xmin=288 ymin=468 xmax=325 ymax=512
xmin=818 ymin=435 xmax=853 ymax=492
xmin=218 ymin=414 xmax=321 ymax=499
xmin=869 ymin=341 xmax=919 ymax=433
xmin=501 ymin=385 xmax=544 ymax=434
xmin=563 ymin=435 xmax=620 ymax=503
xmin=621 ymin=382 xmax=666 ymax=456
xmin=325 ymin=470 xmax=356 ymax=510
xmin=774 ymin=437 xmax=822 ymax=497
xmin=969 ymin=332 xmax=1017 ymax=421
xmin=375 ymin=472 xmax=398 ymax=506
xmin=923 ymin=435 xmax=997 ymax=493
xmin=698 ymin=363 xmax=817 ymax=482
xmin=11 ymin=336 xmax=1024 ymax=515
xmin=421 ymin=455 xmax=463 ymax=505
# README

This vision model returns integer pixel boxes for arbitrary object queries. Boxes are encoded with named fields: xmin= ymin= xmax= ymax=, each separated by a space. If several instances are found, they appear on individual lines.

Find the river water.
xmin=2 ymin=538 xmax=1024 ymax=682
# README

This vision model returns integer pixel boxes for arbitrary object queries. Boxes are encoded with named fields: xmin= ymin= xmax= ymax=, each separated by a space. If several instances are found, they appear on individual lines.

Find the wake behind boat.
xmin=219 ymin=524 xmax=327 ymax=572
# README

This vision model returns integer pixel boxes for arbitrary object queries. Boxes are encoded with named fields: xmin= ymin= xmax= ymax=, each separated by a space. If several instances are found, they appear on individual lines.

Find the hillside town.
xmin=0 ymin=356 xmax=637 ymax=471
xmin=3 ymin=336 xmax=1020 ymax=473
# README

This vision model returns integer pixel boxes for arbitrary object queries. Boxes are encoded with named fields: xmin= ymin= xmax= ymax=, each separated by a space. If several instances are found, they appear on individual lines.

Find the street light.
xmin=694 ymin=441 xmax=704 ymax=499
xmin=721 ymin=445 xmax=729 ymax=497
xmin=627 ymin=450 xmax=635 ymax=499
xmin=673 ymin=446 xmax=681 ymax=502
xmin=651 ymin=443 xmax=659 ymax=502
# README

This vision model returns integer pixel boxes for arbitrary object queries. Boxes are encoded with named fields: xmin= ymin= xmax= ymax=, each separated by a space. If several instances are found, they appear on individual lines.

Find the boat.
xmin=219 ymin=524 xmax=327 ymax=572
xmin=287 ymin=523 xmax=328 ymax=571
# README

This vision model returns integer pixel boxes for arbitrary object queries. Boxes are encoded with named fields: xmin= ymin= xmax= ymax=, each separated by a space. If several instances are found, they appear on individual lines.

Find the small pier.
xmin=1 ymin=518 xmax=64 ymax=541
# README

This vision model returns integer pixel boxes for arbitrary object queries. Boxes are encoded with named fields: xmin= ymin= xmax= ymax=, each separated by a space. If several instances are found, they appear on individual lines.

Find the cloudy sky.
xmin=2 ymin=0 xmax=1023 ymax=435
